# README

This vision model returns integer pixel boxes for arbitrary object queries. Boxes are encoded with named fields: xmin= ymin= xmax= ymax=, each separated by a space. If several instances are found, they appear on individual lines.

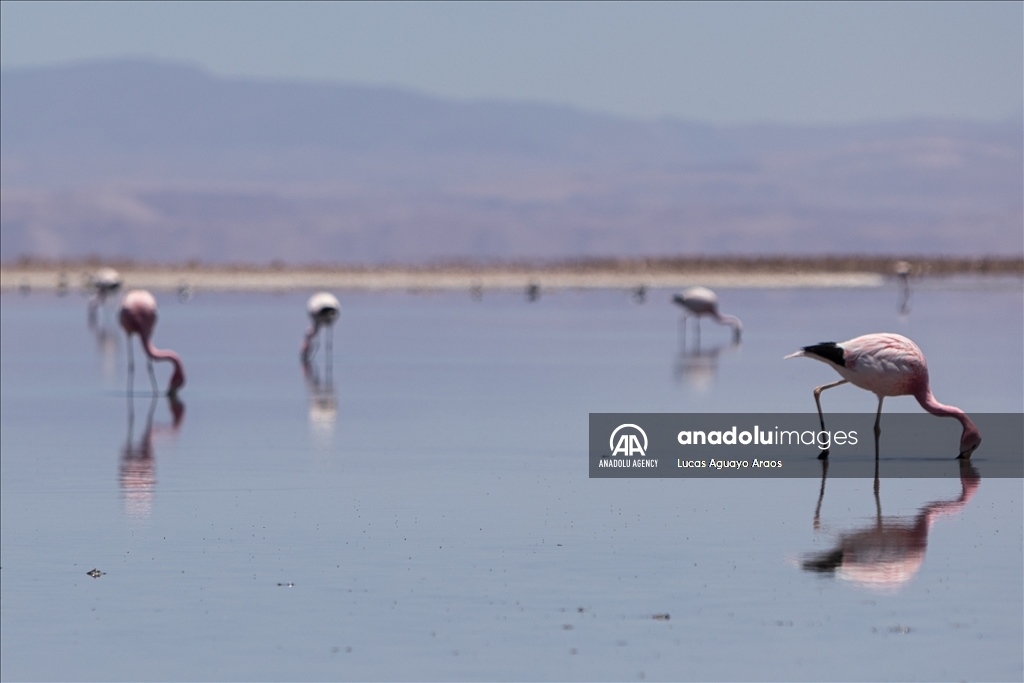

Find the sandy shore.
xmin=2 ymin=257 xmax=1020 ymax=293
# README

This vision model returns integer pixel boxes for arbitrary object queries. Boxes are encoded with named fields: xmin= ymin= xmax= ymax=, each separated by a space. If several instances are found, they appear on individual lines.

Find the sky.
xmin=1 ymin=1 xmax=1021 ymax=124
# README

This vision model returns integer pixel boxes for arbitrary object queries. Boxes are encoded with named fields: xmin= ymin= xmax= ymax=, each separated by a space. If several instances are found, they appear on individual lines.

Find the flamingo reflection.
xmin=302 ymin=357 xmax=337 ymax=447
xmin=674 ymin=335 xmax=740 ymax=391
xmin=120 ymin=394 xmax=185 ymax=518
xmin=802 ymin=460 xmax=980 ymax=590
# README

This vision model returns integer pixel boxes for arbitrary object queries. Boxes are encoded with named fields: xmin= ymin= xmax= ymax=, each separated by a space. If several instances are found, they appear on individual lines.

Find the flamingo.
xmin=672 ymin=286 xmax=742 ymax=342
xmin=88 ymin=267 xmax=123 ymax=326
xmin=118 ymin=290 xmax=186 ymax=396
xmin=894 ymin=260 xmax=912 ymax=315
xmin=785 ymin=333 xmax=980 ymax=458
xmin=301 ymin=292 xmax=340 ymax=363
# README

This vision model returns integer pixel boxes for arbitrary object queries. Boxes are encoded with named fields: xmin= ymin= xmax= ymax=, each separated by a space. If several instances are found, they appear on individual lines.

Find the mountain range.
xmin=2 ymin=60 xmax=1021 ymax=263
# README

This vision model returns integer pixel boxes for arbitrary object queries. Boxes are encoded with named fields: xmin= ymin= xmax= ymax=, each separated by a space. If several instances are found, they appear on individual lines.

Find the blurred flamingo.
xmin=121 ymin=394 xmax=185 ymax=519
xmin=672 ymin=286 xmax=742 ymax=343
xmin=786 ymin=333 xmax=980 ymax=458
xmin=301 ymin=292 xmax=340 ymax=363
xmin=118 ymin=289 xmax=186 ymax=396
xmin=88 ymin=267 xmax=123 ymax=327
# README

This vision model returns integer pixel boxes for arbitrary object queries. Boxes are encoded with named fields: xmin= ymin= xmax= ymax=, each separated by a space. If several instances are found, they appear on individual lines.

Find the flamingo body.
xmin=94 ymin=267 xmax=123 ymax=296
xmin=673 ymin=286 xmax=742 ymax=339
xmin=307 ymin=292 xmax=340 ymax=325
xmin=786 ymin=333 xmax=980 ymax=457
xmin=118 ymin=289 xmax=185 ymax=395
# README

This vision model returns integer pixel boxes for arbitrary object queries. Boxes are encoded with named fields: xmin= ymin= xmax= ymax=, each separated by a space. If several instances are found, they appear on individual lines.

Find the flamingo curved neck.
xmin=915 ymin=389 xmax=976 ymax=431
xmin=141 ymin=338 xmax=185 ymax=390
xmin=300 ymin=323 xmax=320 ymax=358
xmin=714 ymin=312 xmax=743 ymax=335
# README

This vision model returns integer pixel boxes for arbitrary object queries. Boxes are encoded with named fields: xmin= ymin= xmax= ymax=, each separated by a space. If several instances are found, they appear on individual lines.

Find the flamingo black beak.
xmin=957 ymin=445 xmax=978 ymax=460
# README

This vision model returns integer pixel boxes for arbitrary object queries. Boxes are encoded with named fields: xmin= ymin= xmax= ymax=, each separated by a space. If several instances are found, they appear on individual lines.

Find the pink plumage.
xmin=786 ymin=333 xmax=980 ymax=458
xmin=119 ymin=289 xmax=185 ymax=395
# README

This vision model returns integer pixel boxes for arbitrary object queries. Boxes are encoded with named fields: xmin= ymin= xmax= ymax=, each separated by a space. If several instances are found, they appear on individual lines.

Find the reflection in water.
xmin=674 ymin=333 xmax=740 ymax=392
xmin=303 ymin=357 xmax=337 ymax=448
xmin=91 ymin=321 xmax=120 ymax=385
xmin=120 ymin=395 xmax=185 ymax=519
xmin=802 ymin=461 xmax=980 ymax=590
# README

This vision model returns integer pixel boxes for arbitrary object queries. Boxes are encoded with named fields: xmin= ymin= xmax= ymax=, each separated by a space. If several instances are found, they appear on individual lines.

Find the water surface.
xmin=2 ymin=280 xmax=1021 ymax=681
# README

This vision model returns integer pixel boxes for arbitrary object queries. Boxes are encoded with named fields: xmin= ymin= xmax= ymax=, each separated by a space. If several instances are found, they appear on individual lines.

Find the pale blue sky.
xmin=1 ymin=1 xmax=1020 ymax=124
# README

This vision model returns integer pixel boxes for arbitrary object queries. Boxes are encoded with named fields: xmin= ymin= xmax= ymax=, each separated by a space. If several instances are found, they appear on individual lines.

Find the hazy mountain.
xmin=2 ymin=60 xmax=1021 ymax=263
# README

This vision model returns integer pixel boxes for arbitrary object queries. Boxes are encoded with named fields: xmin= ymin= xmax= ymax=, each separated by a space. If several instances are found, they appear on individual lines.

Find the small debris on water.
xmin=277 ymin=582 xmax=294 ymax=587
xmin=87 ymin=569 xmax=105 ymax=578
xmin=889 ymin=625 xmax=911 ymax=634
xmin=653 ymin=613 xmax=670 ymax=620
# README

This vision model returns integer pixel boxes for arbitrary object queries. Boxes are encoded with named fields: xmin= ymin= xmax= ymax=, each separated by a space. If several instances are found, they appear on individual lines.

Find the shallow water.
xmin=2 ymin=280 xmax=1022 ymax=681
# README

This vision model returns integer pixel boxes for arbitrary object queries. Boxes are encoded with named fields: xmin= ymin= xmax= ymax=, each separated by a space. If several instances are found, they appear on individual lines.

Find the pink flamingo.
xmin=300 ymin=292 xmax=340 ymax=363
xmin=118 ymin=289 xmax=185 ymax=396
xmin=786 ymin=333 xmax=981 ymax=458
xmin=673 ymin=286 xmax=742 ymax=342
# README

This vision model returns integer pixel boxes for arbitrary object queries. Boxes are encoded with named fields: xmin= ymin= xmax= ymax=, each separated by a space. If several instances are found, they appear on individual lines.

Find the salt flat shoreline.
xmin=2 ymin=257 xmax=1020 ymax=293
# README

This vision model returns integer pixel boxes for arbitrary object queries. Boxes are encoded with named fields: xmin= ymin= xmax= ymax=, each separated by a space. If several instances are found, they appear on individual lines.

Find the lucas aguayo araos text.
xmin=588 ymin=413 xmax=1024 ymax=478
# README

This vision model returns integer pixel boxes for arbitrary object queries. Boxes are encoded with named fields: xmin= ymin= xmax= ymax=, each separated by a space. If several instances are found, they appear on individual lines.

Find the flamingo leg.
xmin=873 ymin=457 xmax=882 ymax=514
xmin=813 ymin=379 xmax=848 ymax=459
xmin=126 ymin=334 xmax=135 ymax=396
xmin=873 ymin=395 xmax=884 ymax=436
xmin=813 ymin=379 xmax=849 ymax=430
xmin=147 ymin=357 xmax=158 ymax=396
xmin=326 ymin=324 xmax=333 ymax=370
xmin=813 ymin=459 xmax=828 ymax=530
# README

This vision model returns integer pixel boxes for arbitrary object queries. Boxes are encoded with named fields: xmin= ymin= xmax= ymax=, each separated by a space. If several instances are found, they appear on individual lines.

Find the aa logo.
xmin=609 ymin=424 xmax=648 ymax=457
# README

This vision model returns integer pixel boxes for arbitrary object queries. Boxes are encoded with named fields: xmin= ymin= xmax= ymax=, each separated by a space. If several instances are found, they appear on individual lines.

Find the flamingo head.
xmin=957 ymin=424 xmax=982 ymax=459
xmin=730 ymin=319 xmax=743 ymax=342
xmin=168 ymin=364 xmax=186 ymax=396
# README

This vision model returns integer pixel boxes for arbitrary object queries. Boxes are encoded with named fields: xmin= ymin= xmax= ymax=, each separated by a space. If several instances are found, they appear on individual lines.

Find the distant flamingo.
xmin=301 ymin=292 xmax=340 ymax=363
xmin=88 ymin=267 xmax=123 ymax=327
xmin=786 ymin=333 xmax=980 ymax=458
xmin=118 ymin=290 xmax=185 ymax=396
xmin=894 ymin=260 xmax=912 ymax=315
xmin=673 ymin=287 xmax=742 ymax=342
